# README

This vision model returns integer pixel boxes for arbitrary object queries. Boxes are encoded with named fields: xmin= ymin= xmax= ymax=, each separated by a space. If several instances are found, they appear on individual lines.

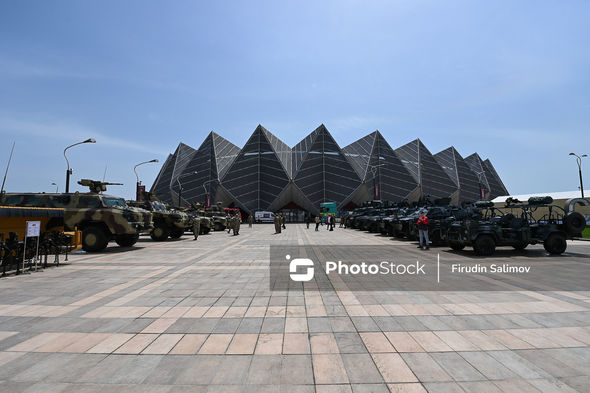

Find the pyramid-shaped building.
xmin=434 ymin=147 xmax=483 ymax=204
xmin=291 ymin=125 xmax=361 ymax=214
xmin=151 ymin=125 xmax=508 ymax=216
xmin=464 ymin=153 xmax=508 ymax=200
xmin=342 ymin=131 xmax=419 ymax=205
xmin=219 ymin=125 xmax=292 ymax=213
xmin=394 ymin=139 xmax=458 ymax=201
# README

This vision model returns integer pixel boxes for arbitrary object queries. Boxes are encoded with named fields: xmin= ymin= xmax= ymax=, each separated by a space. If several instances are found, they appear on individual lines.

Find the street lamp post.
xmin=133 ymin=159 xmax=159 ymax=201
xmin=51 ymin=182 xmax=58 ymax=193
xmin=64 ymin=138 xmax=96 ymax=193
xmin=176 ymin=171 xmax=198 ymax=208
xmin=368 ymin=164 xmax=385 ymax=200
xmin=569 ymin=153 xmax=587 ymax=198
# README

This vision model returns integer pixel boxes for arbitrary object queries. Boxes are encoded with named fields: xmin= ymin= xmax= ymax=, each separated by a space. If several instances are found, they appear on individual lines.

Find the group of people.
xmin=191 ymin=208 xmax=431 ymax=250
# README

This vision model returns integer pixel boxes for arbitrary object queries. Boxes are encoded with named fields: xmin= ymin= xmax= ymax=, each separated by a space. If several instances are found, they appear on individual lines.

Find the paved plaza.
xmin=0 ymin=224 xmax=589 ymax=393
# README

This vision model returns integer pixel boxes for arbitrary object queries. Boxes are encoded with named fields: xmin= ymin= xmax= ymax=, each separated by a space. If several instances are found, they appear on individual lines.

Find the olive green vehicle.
xmin=200 ymin=202 xmax=228 ymax=231
xmin=186 ymin=203 xmax=212 ymax=234
xmin=0 ymin=179 xmax=153 ymax=252
xmin=127 ymin=192 xmax=191 ymax=241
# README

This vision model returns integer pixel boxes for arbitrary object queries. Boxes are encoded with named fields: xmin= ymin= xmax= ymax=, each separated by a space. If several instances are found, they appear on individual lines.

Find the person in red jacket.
xmin=417 ymin=210 xmax=429 ymax=250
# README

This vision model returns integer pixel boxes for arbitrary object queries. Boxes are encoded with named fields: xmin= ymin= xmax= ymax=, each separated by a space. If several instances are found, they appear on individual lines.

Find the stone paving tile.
xmin=371 ymin=353 xmax=418 ymax=383
xmin=312 ymin=353 xmax=349 ymax=384
xmin=226 ymin=333 xmax=258 ymax=354
xmin=255 ymin=333 xmax=284 ymax=355
xmin=283 ymin=333 xmax=311 ymax=354
xmin=113 ymin=333 xmax=158 ymax=354
xmin=458 ymin=351 xmax=516 ymax=380
xmin=401 ymin=353 xmax=453 ymax=382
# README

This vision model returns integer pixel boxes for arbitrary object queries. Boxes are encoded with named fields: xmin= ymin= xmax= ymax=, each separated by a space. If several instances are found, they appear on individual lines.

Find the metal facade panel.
xmin=371 ymin=133 xmax=420 ymax=201
xmin=221 ymin=126 xmax=290 ymax=213
xmin=293 ymin=126 xmax=361 ymax=208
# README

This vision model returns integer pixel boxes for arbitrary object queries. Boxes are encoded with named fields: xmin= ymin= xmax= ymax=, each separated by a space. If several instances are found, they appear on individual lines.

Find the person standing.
xmin=417 ymin=211 xmax=429 ymax=250
xmin=305 ymin=215 xmax=310 ymax=229
xmin=329 ymin=215 xmax=334 ymax=231
xmin=281 ymin=213 xmax=286 ymax=230
xmin=274 ymin=213 xmax=282 ymax=234
xmin=233 ymin=216 xmax=240 ymax=235
xmin=192 ymin=217 xmax=200 ymax=240
xmin=248 ymin=215 xmax=254 ymax=228
xmin=315 ymin=215 xmax=320 ymax=231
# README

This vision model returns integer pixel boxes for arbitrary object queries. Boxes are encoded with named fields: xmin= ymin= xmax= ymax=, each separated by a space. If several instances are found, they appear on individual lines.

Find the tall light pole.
xmin=176 ymin=171 xmax=198 ymax=208
xmin=64 ymin=138 xmax=96 ymax=193
xmin=51 ymin=182 xmax=58 ymax=193
xmin=368 ymin=164 xmax=385 ymax=200
xmin=134 ymin=159 xmax=159 ymax=200
xmin=569 ymin=153 xmax=587 ymax=198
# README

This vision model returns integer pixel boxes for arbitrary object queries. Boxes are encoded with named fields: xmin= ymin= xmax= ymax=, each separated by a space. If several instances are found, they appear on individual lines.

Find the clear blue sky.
xmin=1 ymin=0 xmax=589 ymax=199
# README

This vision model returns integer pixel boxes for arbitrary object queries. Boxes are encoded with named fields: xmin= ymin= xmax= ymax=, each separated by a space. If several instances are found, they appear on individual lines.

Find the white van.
xmin=254 ymin=211 xmax=275 ymax=223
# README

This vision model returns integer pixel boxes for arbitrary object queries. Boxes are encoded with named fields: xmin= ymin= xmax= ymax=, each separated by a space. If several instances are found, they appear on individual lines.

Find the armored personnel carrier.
xmin=128 ymin=192 xmax=191 ymax=241
xmin=0 ymin=179 xmax=153 ymax=252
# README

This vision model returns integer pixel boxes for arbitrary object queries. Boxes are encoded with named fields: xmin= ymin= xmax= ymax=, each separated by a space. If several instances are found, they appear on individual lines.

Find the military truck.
xmin=0 ymin=180 xmax=153 ymax=252
xmin=447 ymin=197 xmax=587 ymax=255
xmin=127 ymin=192 xmax=191 ymax=241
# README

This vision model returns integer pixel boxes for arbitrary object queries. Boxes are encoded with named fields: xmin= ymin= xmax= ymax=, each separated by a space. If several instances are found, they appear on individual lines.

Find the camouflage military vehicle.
xmin=185 ymin=203 xmax=212 ymax=235
xmin=127 ymin=192 xmax=191 ymax=241
xmin=0 ymin=180 xmax=153 ymax=252
xmin=200 ymin=202 xmax=227 ymax=231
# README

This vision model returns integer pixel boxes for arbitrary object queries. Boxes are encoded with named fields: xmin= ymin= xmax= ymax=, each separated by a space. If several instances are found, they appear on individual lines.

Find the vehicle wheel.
xmin=200 ymin=227 xmax=211 ymax=235
xmin=512 ymin=243 xmax=528 ymax=250
xmin=449 ymin=242 xmax=465 ymax=251
xmin=82 ymin=226 xmax=109 ymax=252
xmin=169 ymin=227 xmax=184 ymax=239
xmin=564 ymin=212 xmax=586 ymax=235
xmin=214 ymin=223 xmax=225 ymax=231
xmin=150 ymin=225 xmax=169 ymax=241
xmin=116 ymin=234 xmax=139 ymax=247
xmin=544 ymin=233 xmax=567 ymax=254
xmin=473 ymin=235 xmax=496 ymax=256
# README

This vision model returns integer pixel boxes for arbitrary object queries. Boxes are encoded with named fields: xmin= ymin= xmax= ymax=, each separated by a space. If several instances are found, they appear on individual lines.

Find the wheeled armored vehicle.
xmin=1 ymin=180 xmax=153 ymax=252
xmin=128 ymin=192 xmax=191 ymax=241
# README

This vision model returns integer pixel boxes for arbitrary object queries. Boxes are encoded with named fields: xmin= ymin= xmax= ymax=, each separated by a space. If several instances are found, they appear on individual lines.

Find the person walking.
xmin=192 ymin=217 xmax=200 ymax=240
xmin=305 ymin=215 xmax=310 ymax=229
xmin=329 ymin=215 xmax=334 ymax=231
xmin=281 ymin=214 xmax=286 ymax=230
xmin=274 ymin=213 xmax=282 ymax=234
xmin=315 ymin=215 xmax=320 ymax=231
xmin=417 ymin=210 xmax=429 ymax=250
xmin=248 ymin=215 xmax=253 ymax=228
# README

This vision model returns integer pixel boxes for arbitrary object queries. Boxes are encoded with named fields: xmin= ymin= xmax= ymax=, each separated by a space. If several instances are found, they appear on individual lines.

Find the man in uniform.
xmin=248 ymin=215 xmax=253 ymax=228
xmin=274 ymin=213 xmax=281 ymax=234
xmin=233 ymin=215 xmax=240 ymax=235
xmin=192 ymin=216 xmax=200 ymax=240
xmin=227 ymin=215 xmax=233 ymax=234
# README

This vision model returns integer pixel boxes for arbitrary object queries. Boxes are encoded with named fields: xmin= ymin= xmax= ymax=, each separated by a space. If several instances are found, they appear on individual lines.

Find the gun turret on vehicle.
xmin=77 ymin=179 xmax=124 ymax=194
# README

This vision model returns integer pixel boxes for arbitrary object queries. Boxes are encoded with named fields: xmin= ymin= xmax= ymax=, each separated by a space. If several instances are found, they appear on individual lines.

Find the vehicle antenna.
xmin=0 ymin=141 xmax=16 ymax=193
